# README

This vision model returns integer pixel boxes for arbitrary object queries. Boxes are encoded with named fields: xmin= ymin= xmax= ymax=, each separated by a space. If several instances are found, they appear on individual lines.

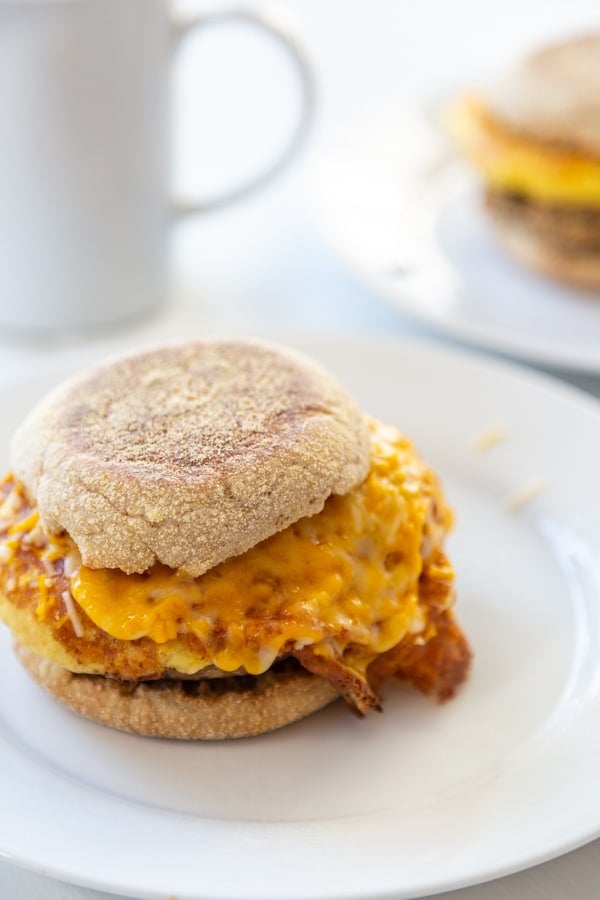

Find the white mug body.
xmin=0 ymin=0 xmax=168 ymax=332
xmin=0 ymin=0 xmax=313 ymax=333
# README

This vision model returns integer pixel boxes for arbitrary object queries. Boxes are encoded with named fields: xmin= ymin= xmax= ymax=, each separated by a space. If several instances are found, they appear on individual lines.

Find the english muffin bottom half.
xmin=0 ymin=338 xmax=471 ymax=739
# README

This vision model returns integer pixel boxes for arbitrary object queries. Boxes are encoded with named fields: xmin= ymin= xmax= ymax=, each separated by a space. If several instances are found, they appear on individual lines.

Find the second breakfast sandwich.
xmin=0 ymin=338 xmax=471 ymax=739
xmin=448 ymin=33 xmax=600 ymax=287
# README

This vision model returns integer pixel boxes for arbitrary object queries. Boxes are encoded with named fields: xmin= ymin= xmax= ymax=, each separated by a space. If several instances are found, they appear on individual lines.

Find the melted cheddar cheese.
xmin=447 ymin=96 xmax=600 ymax=205
xmin=0 ymin=420 xmax=451 ymax=679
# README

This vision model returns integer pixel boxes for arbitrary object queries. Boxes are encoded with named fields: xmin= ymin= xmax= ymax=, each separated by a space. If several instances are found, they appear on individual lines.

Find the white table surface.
xmin=1 ymin=1 xmax=600 ymax=897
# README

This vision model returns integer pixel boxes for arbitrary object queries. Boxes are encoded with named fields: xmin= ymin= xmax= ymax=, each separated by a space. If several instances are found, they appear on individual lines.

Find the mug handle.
xmin=170 ymin=7 xmax=315 ymax=214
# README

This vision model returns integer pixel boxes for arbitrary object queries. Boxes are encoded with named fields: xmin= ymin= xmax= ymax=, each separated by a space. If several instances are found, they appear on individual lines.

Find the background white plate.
xmin=1 ymin=336 xmax=600 ymax=899
xmin=311 ymin=103 xmax=600 ymax=373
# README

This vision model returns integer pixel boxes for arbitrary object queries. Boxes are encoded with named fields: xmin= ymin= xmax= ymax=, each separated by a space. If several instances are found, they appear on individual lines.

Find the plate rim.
xmin=1 ymin=333 xmax=600 ymax=900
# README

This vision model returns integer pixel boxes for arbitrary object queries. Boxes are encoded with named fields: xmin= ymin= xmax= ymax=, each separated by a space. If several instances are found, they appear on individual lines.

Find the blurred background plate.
xmin=311 ymin=101 xmax=600 ymax=373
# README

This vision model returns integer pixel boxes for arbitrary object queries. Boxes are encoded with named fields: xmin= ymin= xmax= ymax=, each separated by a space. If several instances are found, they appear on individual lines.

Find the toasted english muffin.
xmin=0 ymin=339 xmax=471 ymax=739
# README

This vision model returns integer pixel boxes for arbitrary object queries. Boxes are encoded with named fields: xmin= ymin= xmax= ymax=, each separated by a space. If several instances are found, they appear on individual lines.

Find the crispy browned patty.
xmin=15 ymin=599 xmax=471 ymax=739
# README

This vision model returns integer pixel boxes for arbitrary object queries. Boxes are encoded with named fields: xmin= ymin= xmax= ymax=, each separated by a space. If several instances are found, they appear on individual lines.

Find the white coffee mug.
xmin=0 ymin=0 xmax=314 ymax=333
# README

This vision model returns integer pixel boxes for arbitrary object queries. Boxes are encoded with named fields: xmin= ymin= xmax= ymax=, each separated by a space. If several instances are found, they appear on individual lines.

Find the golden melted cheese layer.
xmin=0 ymin=420 xmax=451 ymax=677
xmin=447 ymin=96 xmax=600 ymax=205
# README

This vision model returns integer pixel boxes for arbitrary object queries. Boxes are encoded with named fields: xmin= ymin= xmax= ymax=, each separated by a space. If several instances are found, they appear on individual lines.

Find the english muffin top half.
xmin=11 ymin=338 xmax=371 ymax=577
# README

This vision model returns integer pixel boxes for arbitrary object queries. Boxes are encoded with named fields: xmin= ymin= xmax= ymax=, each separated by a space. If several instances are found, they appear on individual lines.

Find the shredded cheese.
xmin=0 ymin=544 xmax=14 ymax=563
xmin=35 ymin=575 xmax=55 ymax=621
xmin=9 ymin=511 xmax=39 ymax=535
xmin=63 ymin=550 xmax=81 ymax=579
xmin=506 ymin=477 xmax=546 ymax=512
xmin=62 ymin=590 xmax=83 ymax=638
xmin=473 ymin=424 xmax=508 ymax=453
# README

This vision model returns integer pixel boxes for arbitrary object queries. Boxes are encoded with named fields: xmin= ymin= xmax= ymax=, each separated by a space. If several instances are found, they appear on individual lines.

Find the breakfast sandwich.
xmin=0 ymin=338 xmax=471 ymax=739
xmin=447 ymin=33 xmax=600 ymax=287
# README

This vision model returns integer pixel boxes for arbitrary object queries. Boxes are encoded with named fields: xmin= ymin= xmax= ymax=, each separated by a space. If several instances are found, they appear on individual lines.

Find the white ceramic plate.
xmin=312 ymin=102 xmax=600 ymax=373
xmin=1 ymin=336 xmax=600 ymax=900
